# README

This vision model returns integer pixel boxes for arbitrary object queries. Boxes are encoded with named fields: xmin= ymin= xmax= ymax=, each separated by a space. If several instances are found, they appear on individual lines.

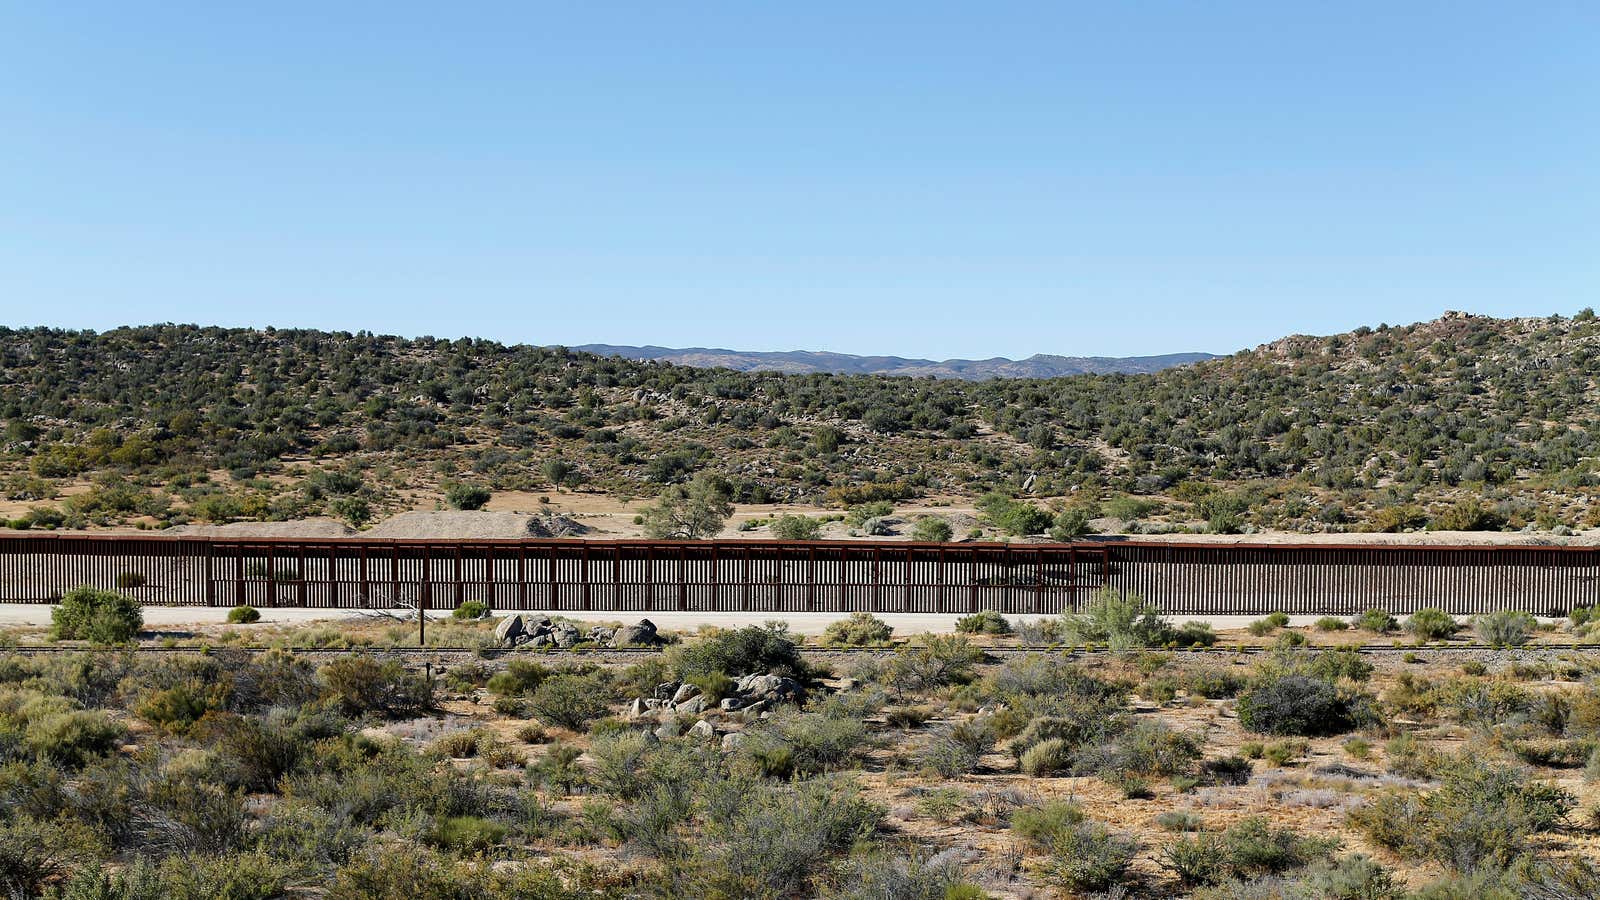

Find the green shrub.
xmin=135 ymin=680 xmax=229 ymax=734
xmin=1354 ymin=608 xmax=1398 ymax=633
xmin=486 ymin=659 xmax=551 ymax=697
xmin=1062 ymin=588 xmax=1174 ymax=649
xmin=50 ymin=587 xmax=142 ymax=644
xmin=884 ymin=635 xmax=983 ymax=696
xmin=1406 ymin=608 xmax=1460 ymax=641
xmin=444 ymin=483 xmax=491 ymax=510
xmin=1155 ymin=810 xmax=1205 ymax=832
xmin=1011 ymin=800 xmax=1086 ymax=847
xmin=451 ymin=600 xmax=488 ymax=620
xmin=976 ymin=493 xmax=1053 ymax=536
xmin=1350 ymin=754 xmax=1575 ymax=872
xmin=1237 ymin=675 xmax=1363 ymax=736
xmin=917 ymin=720 xmax=991 ymax=778
xmin=1164 ymin=817 xmax=1339 ymax=886
xmin=1176 ymin=621 xmax=1218 ymax=647
xmin=24 ymin=710 xmax=124 ymax=767
xmin=226 ymin=605 xmax=261 ymax=624
xmin=668 ymin=623 xmax=804 ymax=680
xmin=911 ymin=515 xmax=953 ymax=542
xmin=1315 ymin=616 xmax=1350 ymax=632
xmin=1474 ymin=609 xmax=1536 ymax=647
xmin=954 ymin=609 xmax=1011 ymax=635
xmin=1039 ymin=820 xmax=1139 ymax=893
xmin=770 ymin=514 xmax=822 ymax=540
xmin=319 ymin=656 xmax=434 ymax=718
xmin=1019 ymin=737 xmax=1071 ymax=776
xmin=1074 ymin=720 xmax=1202 ymax=781
xmin=821 ymin=612 xmax=893 ymax=647
xmin=529 ymin=674 xmax=611 ymax=730
xmin=427 ymin=815 xmax=508 ymax=853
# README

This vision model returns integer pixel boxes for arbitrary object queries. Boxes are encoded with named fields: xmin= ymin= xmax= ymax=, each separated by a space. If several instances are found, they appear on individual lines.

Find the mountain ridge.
xmin=572 ymin=344 xmax=1218 ymax=379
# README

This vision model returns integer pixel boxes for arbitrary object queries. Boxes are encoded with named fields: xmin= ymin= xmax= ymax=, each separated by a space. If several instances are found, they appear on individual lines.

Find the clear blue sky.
xmin=2 ymin=3 xmax=1595 ymax=359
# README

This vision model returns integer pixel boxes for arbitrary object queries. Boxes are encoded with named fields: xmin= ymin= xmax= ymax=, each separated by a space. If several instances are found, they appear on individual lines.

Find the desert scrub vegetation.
xmin=0 ymin=619 xmax=1598 ymax=896
xmin=819 ymin=611 xmax=894 ymax=647
xmin=14 ymin=313 xmax=1600 ymax=532
xmin=1060 ymin=588 xmax=1212 ymax=649
xmin=49 ymin=586 xmax=142 ymax=645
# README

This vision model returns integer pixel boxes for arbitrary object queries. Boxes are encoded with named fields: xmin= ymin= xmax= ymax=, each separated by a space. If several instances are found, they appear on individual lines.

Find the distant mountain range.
xmin=573 ymin=345 xmax=1219 ymax=380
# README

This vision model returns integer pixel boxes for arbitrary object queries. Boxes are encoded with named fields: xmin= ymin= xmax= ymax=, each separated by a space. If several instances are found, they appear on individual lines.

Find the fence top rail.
xmin=0 ymin=533 xmax=1596 ymax=556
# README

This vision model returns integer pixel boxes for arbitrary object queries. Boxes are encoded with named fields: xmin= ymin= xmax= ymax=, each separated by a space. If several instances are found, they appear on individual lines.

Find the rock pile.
xmin=493 ymin=615 xmax=663 ymax=649
xmin=623 ymin=672 xmax=803 ymax=723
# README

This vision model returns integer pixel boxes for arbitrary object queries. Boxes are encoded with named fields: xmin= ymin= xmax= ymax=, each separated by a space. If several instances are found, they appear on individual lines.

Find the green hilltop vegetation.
xmin=3 ymin=308 xmax=1600 ymax=533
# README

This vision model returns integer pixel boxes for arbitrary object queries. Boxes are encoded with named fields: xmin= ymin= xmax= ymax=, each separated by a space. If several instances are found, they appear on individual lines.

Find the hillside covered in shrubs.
xmin=5 ymin=309 xmax=1600 ymax=534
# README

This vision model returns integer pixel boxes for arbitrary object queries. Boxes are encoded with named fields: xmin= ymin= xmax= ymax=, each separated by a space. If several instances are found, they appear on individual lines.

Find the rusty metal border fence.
xmin=3 ymin=535 xmax=1600 ymax=617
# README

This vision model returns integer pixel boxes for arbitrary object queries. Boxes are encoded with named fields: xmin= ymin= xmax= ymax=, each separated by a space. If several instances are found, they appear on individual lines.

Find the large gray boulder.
xmin=671 ymin=683 xmax=701 ymax=705
xmin=551 ymin=623 xmax=580 ymax=648
xmin=613 ymin=618 xmax=661 ymax=647
xmin=687 ymin=720 xmax=715 ymax=740
xmin=493 ymin=615 xmax=526 ymax=646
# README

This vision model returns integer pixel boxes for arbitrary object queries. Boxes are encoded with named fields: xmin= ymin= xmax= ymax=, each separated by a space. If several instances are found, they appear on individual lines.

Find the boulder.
xmin=671 ymin=683 xmax=701 ymax=705
xmin=493 ymin=615 xmax=526 ymax=646
xmin=687 ymin=720 xmax=715 ymax=740
xmin=625 ymin=698 xmax=649 ymax=718
xmin=529 ymin=633 xmax=554 ymax=649
xmin=720 ymin=731 xmax=746 ymax=752
xmin=588 ymin=626 xmax=617 ymax=644
xmin=719 ymin=697 xmax=748 ymax=712
xmin=551 ymin=624 xmax=580 ymax=648
xmin=676 ymin=695 xmax=707 ymax=715
xmin=654 ymin=682 xmax=681 ymax=702
xmin=741 ymin=674 xmax=801 ymax=700
xmin=614 ymin=618 xmax=661 ymax=647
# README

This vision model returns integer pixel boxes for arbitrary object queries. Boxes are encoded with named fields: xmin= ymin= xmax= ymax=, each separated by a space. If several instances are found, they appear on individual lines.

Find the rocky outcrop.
xmin=493 ymin=616 xmax=666 ymax=649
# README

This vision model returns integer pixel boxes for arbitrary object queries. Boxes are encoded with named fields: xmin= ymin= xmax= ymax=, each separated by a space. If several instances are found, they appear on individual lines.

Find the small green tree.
xmin=770 ymin=514 xmax=822 ymax=541
xmin=50 ymin=586 xmax=142 ymax=644
xmin=444 ymin=483 xmax=491 ymax=511
xmin=1049 ymin=507 xmax=1096 ymax=541
xmin=640 ymin=473 xmax=733 ymax=539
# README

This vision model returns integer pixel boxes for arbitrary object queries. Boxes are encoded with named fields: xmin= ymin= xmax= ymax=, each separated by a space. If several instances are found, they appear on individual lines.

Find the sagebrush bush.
xmin=1354 ymin=608 xmax=1398 ymax=633
xmin=450 ymin=600 xmax=488 ymax=620
xmin=24 ymin=709 xmax=124 ymax=767
xmin=1164 ymin=816 xmax=1339 ymax=886
xmin=668 ymin=623 xmax=803 ymax=680
xmin=529 ymin=674 xmax=611 ymax=730
xmin=50 ymin=587 xmax=142 ymax=644
xmin=1349 ymin=754 xmax=1574 ymax=872
xmin=486 ymin=659 xmax=551 ymax=697
xmin=1406 ymin=608 xmax=1460 ymax=641
xmin=1019 ymin=737 xmax=1071 ymax=776
xmin=954 ymin=609 xmax=1011 ymax=635
xmin=1040 ymin=820 xmax=1140 ymax=893
xmin=1061 ymin=588 xmax=1175 ymax=649
xmin=226 ymin=605 xmax=261 ymax=624
xmin=821 ymin=612 xmax=894 ymax=647
xmin=1474 ymin=609 xmax=1536 ymax=647
xmin=319 ymin=657 xmax=433 ymax=718
xmin=1237 ymin=675 xmax=1363 ymax=737
xmin=770 ymin=514 xmax=823 ymax=540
